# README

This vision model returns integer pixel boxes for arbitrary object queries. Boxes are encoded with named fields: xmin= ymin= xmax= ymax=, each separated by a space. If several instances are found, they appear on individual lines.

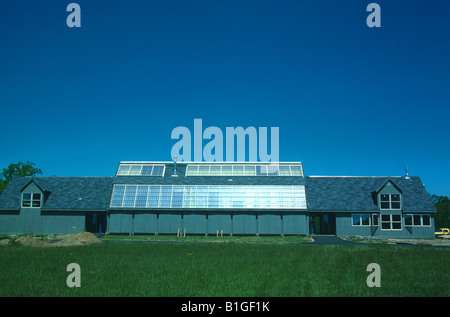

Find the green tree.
xmin=432 ymin=195 xmax=450 ymax=229
xmin=0 ymin=161 xmax=42 ymax=194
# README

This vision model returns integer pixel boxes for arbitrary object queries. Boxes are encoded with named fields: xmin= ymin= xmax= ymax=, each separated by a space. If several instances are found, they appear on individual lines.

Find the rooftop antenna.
xmin=405 ymin=166 xmax=410 ymax=179
xmin=172 ymin=156 xmax=178 ymax=177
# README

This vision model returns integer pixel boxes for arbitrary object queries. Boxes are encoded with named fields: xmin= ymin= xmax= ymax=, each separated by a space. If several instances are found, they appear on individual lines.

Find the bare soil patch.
xmin=7 ymin=232 xmax=102 ymax=247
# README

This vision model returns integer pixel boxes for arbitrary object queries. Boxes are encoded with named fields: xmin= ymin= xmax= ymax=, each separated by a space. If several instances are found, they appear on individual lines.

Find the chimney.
xmin=405 ymin=166 xmax=410 ymax=179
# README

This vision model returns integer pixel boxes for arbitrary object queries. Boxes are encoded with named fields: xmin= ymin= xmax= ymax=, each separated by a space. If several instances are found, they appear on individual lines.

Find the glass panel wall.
xmin=110 ymin=184 xmax=307 ymax=209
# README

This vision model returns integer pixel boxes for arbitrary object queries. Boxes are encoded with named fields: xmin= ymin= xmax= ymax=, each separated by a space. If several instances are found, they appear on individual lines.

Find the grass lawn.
xmin=0 ymin=240 xmax=449 ymax=297
xmin=100 ymin=233 xmax=314 ymax=244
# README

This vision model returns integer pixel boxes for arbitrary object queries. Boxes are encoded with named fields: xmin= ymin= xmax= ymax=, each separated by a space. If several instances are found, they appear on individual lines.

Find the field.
xmin=0 ymin=238 xmax=449 ymax=297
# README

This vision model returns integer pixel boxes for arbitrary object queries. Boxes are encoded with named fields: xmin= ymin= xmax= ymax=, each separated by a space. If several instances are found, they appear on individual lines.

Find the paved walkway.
xmin=311 ymin=235 xmax=450 ymax=247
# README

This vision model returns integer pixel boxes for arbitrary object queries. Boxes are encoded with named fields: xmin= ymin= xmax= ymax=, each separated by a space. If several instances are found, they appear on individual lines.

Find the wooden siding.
xmin=0 ymin=209 xmax=85 ymax=234
xmin=107 ymin=211 xmax=308 ymax=236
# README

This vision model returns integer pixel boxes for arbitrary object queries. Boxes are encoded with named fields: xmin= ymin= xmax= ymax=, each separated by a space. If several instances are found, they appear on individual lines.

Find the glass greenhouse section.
xmin=185 ymin=163 xmax=304 ymax=177
xmin=110 ymin=185 xmax=307 ymax=209
xmin=116 ymin=164 xmax=166 ymax=176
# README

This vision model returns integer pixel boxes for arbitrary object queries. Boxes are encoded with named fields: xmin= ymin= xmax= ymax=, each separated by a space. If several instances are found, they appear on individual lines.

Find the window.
xmin=372 ymin=214 xmax=379 ymax=226
xmin=221 ymin=165 xmax=232 ymax=175
xmin=232 ymin=165 xmax=244 ymax=176
xmin=185 ymin=165 xmax=198 ymax=176
xmin=352 ymin=214 xmax=371 ymax=226
xmin=110 ymin=184 xmax=307 ymax=209
xmin=279 ymin=166 xmax=290 ymax=176
xmin=380 ymin=194 xmax=401 ymax=210
xmin=116 ymin=164 xmax=165 ymax=176
xmin=423 ymin=214 xmax=431 ymax=226
xmin=22 ymin=193 xmax=42 ymax=208
xmin=210 ymin=165 xmax=221 ymax=176
xmin=381 ymin=214 xmax=402 ymax=230
xmin=404 ymin=214 xmax=412 ymax=226
xmin=404 ymin=214 xmax=431 ymax=227
xmin=244 ymin=165 xmax=256 ymax=176
xmin=198 ymin=165 xmax=210 ymax=176
xmin=123 ymin=185 xmax=137 ymax=207
xmin=185 ymin=164 xmax=304 ymax=176
xmin=413 ymin=214 xmax=421 ymax=226
xmin=290 ymin=166 xmax=303 ymax=176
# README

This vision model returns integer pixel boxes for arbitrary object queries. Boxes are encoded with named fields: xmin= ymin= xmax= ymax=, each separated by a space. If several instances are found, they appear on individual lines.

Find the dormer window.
xmin=380 ymin=193 xmax=401 ymax=210
xmin=22 ymin=193 xmax=42 ymax=208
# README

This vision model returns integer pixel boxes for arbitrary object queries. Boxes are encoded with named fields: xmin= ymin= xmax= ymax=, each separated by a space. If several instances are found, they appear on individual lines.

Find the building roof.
xmin=305 ymin=176 xmax=436 ymax=212
xmin=0 ymin=176 xmax=114 ymax=211
xmin=0 ymin=162 xmax=437 ymax=213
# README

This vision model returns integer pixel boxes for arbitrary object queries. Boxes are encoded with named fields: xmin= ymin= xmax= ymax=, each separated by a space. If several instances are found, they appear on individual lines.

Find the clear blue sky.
xmin=0 ymin=0 xmax=449 ymax=196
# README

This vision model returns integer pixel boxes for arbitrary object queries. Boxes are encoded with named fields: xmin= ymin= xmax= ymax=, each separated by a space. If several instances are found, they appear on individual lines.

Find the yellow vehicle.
xmin=435 ymin=228 xmax=450 ymax=235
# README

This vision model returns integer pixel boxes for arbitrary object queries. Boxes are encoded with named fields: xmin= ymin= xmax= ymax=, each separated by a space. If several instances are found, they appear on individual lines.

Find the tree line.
xmin=432 ymin=195 xmax=450 ymax=229
xmin=0 ymin=161 xmax=42 ymax=194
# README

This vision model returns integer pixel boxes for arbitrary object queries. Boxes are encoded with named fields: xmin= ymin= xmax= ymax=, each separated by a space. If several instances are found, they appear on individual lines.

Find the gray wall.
xmin=335 ymin=212 xmax=435 ymax=238
xmin=0 ymin=209 xmax=85 ymax=234
xmin=107 ymin=211 xmax=309 ymax=235
xmin=0 ymin=183 xmax=86 ymax=234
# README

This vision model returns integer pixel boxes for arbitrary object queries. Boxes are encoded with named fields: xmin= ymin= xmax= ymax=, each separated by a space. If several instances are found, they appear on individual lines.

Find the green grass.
xmin=0 ymin=241 xmax=448 ymax=297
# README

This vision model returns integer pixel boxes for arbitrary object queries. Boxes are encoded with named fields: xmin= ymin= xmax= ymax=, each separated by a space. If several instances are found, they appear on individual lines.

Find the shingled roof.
xmin=0 ymin=176 xmax=114 ymax=211
xmin=0 ymin=165 xmax=437 ymax=213
xmin=305 ymin=176 xmax=436 ymax=212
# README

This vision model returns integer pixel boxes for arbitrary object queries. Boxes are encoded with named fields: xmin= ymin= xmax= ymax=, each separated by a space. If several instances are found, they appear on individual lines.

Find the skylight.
xmin=185 ymin=163 xmax=304 ymax=177
xmin=110 ymin=184 xmax=307 ymax=209
xmin=116 ymin=164 xmax=165 ymax=176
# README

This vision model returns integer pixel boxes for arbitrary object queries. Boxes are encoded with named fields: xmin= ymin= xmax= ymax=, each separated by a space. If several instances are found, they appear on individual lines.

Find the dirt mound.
xmin=13 ymin=232 xmax=102 ymax=247
xmin=0 ymin=239 xmax=12 ymax=246
xmin=15 ymin=236 xmax=51 ymax=247
xmin=53 ymin=232 xmax=102 ymax=246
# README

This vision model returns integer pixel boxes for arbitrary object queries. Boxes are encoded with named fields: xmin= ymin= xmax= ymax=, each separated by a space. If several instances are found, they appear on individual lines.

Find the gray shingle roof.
xmin=305 ymin=176 xmax=436 ymax=212
xmin=0 ymin=176 xmax=114 ymax=211
xmin=0 ymin=163 xmax=436 ymax=213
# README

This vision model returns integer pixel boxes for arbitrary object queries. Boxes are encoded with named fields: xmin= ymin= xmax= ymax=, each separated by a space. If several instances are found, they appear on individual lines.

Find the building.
xmin=0 ymin=161 xmax=437 ymax=238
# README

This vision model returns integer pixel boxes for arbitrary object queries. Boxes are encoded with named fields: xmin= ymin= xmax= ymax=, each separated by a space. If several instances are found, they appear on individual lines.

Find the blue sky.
xmin=0 ymin=0 xmax=449 ymax=196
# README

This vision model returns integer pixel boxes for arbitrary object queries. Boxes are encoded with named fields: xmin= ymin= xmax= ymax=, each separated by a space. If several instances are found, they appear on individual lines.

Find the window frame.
xmin=116 ymin=164 xmax=166 ymax=176
xmin=380 ymin=214 xmax=402 ymax=231
xmin=185 ymin=164 xmax=304 ymax=177
xmin=372 ymin=213 xmax=379 ymax=226
xmin=109 ymin=184 xmax=307 ymax=209
xmin=379 ymin=193 xmax=402 ymax=210
xmin=352 ymin=214 xmax=372 ymax=227
xmin=22 ymin=192 xmax=42 ymax=208
xmin=404 ymin=214 xmax=432 ymax=227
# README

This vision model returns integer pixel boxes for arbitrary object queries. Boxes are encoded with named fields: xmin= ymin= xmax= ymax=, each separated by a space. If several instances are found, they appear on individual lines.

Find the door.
xmin=85 ymin=212 xmax=106 ymax=234
xmin=310 ymin=213 xmax=336 ymax=235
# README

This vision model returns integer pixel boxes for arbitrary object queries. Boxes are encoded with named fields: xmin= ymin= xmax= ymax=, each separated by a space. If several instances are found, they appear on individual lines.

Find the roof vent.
xmin=171 ymin=156 xmax=178 ymax=177
xmin=78 ymin=183 xmax=83 ymax=200
xmin=405 ymin=166 xmax=410 ymax=179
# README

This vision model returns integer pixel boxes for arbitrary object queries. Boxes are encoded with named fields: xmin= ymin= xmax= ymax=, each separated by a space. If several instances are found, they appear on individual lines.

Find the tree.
xmin=432 ymin=195 xmax=450 ymax=229
xmin=0 ymin=161 xmax=42 ymax=194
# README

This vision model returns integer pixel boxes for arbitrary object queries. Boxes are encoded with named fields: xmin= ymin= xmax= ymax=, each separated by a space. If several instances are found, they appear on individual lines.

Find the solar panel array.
xmin=185 ymin=164 xmax=303 ymax=177
xmin=110 ymin=184 xmax=307 ymax=209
